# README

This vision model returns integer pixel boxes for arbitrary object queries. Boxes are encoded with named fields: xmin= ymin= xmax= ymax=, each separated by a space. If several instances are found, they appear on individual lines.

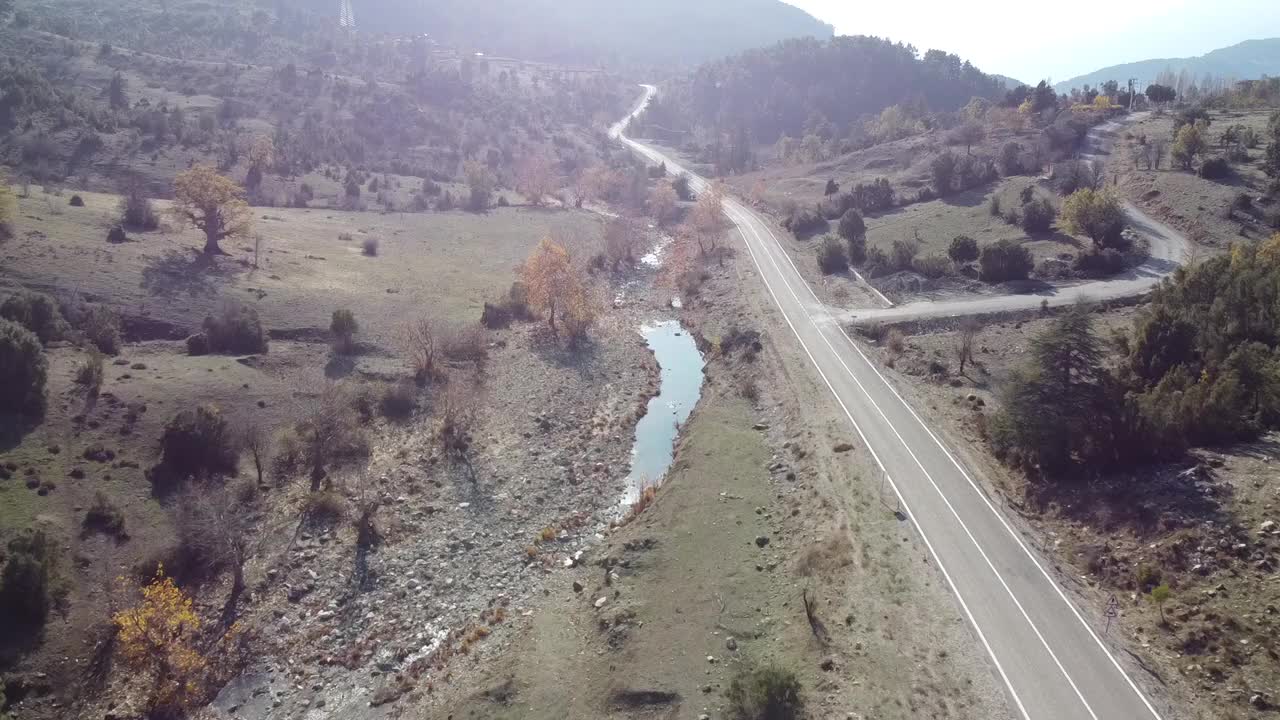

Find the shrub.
xmin=380 ymin=381 xmax=416 ymax=419
xmin=71 ymin=304 xmax=121 ymax=355
xmin=0 ymin=318 xmax=47 ymax=416
xmin=443 ymin=323 xmax=488 ymax=363
xmin=83 ymin=492 xmax=127 ymax=538
xmin=817 ymin=235 xmax=849 ymax=274
xmin=988 ymin=196 xmax=1001 ymax=216
xmin=979 ymin=240 xmax=1033 ymax=282
xmin=672 ymin=174 xmax=694 ymax=201
xmin=846 ymin=233 xmax=867 ymax=266
xmin=0 ymin=531 xmax=63 ymax=624
xmin=930 ymin=151 xmax=959 ymax=196
xmin=912 ymin=254 xmax=951 ymax=279
xmin=782 ymin=205 xmax=827 ymax=239
xmin=153 ymin=406 xmax=238 ymax=486
xmin=1 ymin=290 xmax=67 ymax=343
xmin=106 ymin=225 xmax=128 ymax=244
xmin=948 ymin=235 xmax=979 ymax=265
xmin=361 ymin=236 xmax=379 ymax=256
xmin=75 ymin=351 xmax=104 ymax=396
xmin=819 ymin=192 xmax=856 ymax=220
xmin=330 ymin=309 xmax=358 ymax=353
xmin=1198 ymin=156 xmax=1230 ymax=180
xmin=837 ymin=209 xmax=866 ymax=244
xmin=726 ymin=664 xmax=804 ymax=720
xmin=185 ymin=332 xmax=209 ymax=356
xmin=203 ymin=301 xmax=268 ymax=354
xmin=69 ymin=195 xmax=84 ymax=207
xmin=119 ymin=185 xmax=159 ymax=230
xmin=849 ymin=178 xmax=895 ymax=212
xmin=886 ymin=328 xmax=907 ymax=354
xmin=1062 ymin=189 xmax=1126 ymax=249
xmin=1020 ymin=197 xmax=1056 ymax=234
xmin=998 ymin=141 xmax=1024 ymax=175
xmin=890 ymin=239 xmax=918 ymax=271
xmin=1073 ymin=248 xmax=1126 ymax=277
xmin=863 ymin=246 xmax=893 ymax=277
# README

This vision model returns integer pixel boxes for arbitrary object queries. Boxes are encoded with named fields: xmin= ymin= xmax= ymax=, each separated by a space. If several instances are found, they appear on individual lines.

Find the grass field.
xmin=3 ymin=188 xmax=606 ymax=342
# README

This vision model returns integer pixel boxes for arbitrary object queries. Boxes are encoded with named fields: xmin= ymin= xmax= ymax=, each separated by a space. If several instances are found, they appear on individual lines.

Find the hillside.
xmin=634 ymin=35 xmax=1006 ymax=174
xmin=1053 ymin=37 xmax=1280 ymax=93
xmin=341 ymin=0 xmax=835 ymax=68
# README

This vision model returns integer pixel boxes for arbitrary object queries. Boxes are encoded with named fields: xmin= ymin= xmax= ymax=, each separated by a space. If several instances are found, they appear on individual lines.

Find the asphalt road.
xmin=614 ymin=85 xmax=1170 ymax=720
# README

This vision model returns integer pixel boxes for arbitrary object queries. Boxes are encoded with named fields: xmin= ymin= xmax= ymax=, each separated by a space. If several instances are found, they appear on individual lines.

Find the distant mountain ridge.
xmin=1053 ymin=38 xmax=1280 ymax=92
xmin=348 ymin=0 xmax=834 ymax=68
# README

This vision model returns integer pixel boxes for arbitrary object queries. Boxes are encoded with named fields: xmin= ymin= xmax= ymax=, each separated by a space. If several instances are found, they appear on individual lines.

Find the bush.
xmin=442 ymin=323 xmax=488 ymax=363
xmin=819 ymin=192 xmax=856 ymax=220
xmin=1020 ymin=197 xmax=1056 ymax=234
xmin=816 ymin=235 xmax=849 ymax=274
xmin=1 ymin=290 xmax=66 ymax=343
xmin=1198 ymin=156 xmax=1230 ymax=180
xmin=988 ymin=196 xmax=1001 ymax=216
xmin=930 ymin=151 xmax=959 ymax=196
xmin=153 ymin=405 xmax=238 ymax=485
xmin=0 ymin=531 xmax=62 ymax=624
xmin=83 ymin=492 xmax=127 ymax=538
xmin=185 ymin=332 xmax=209 ymax=356
xmin=0 ymin=318 xmax=47 ymax=416
xmin=863 ymin=246 xmax=893 ymax=277
xmin=330 ymin=309 xmax=358 ymax=353
xmin=672 ymin=174 xmax=694 ymax=201
xmin=912 ymin=254 xmax=951 ymax=278
xmin=948 ymin=235 xmax=979 ymax=264
xmin=998 ymin=141 xmax=1024 ymax=175
xmin=75 ymin=351 xmax=104 ymax=396
xmin=106 ymin=225 xmax=128 ymax=244
xmin=782 ymin=205 xmax=827 ymax=239
xmin=69 ymin=195 xmax=84 ymax=207
xmin=726 ymin=664 xmax=804 ymax=720
xmin=1073 ymin=248 xmax=1126 ymax=277
xmin=979 ymin=240 xmax=1033 ymax=282
xmin=361 ymin=237 xmax=379 ymax=256
xmin=119 ymin=185 xmax=159 ymax=230
xmin=203 ymin=301 xmax=268 ymax=354
xmin=380 ymin=381 xmax=416 ymax=419
xmin=71 ymin=304 xmax=121 ymax=355
xmin=890 ymin=239 xmax=918 ymax=271
xmin=837 ymin=209 xmax=865 ymax=244
xmin=849 ymin=178 xmax=895 ymax=212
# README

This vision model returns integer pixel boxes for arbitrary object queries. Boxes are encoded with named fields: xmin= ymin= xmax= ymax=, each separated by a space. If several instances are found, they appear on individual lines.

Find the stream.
xmin=619 ymin=320 xmax=706 ymax=509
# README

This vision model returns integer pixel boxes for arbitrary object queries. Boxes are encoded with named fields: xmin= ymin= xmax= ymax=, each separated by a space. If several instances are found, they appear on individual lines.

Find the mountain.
xmin=1053 ymin=38 xmax=1280 ymax=92
xmin=348 ymin=0 xmax=834 ymax=68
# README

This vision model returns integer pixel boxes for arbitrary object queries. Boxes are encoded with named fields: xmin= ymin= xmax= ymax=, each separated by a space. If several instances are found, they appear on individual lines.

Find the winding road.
xmin=613 ymin=85 xmax=1174 ymax=720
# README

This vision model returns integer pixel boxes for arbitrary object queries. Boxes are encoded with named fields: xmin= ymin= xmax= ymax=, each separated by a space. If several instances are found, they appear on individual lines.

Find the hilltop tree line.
xmin=635 ymin=36 xmax=1005 ymax=168
xmin=993 ymin=235 xmax=1280 ymax=479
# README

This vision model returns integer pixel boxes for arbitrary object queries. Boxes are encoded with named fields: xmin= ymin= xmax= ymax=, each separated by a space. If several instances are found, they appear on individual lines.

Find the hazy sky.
xmin=784 ymin=0 xmax=1280 ymax=84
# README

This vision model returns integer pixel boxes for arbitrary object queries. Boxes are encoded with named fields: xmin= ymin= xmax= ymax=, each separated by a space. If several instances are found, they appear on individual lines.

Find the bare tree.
xmin=437 ymin=380 xmax=480 ymax=482
xmin=405 ymin=315 xmax=442 ymax=384
xmin=603 ymin=216 xmax=641 ymax=271
xmin=177 ymin=484 xmax=255 ymax=615
xmin=297 ymin=382 xmax=363 ymax=492
xmin=955 ymin=319 xmax=981 ymax=376
xmin=241 ymin=423 xmax=272 ymax=486
xmin=801 ymin=588 xmax=830 ymax=645
xmin=1147 ymin=138 xmax=1167 ymax=171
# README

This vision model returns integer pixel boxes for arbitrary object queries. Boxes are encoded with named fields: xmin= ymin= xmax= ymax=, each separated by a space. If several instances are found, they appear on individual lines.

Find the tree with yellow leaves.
xmin=560 ymin=282 xmax=598 ymax=348
xmin=245 ymin=136 xmax=275 ymax=190
xmin=114 ymin=567 xmax=206 ymax=711
xmin=521 ymin=237 xmax=576 ymax=332
xmin=172 ymin=165 xmax=252 ymax=255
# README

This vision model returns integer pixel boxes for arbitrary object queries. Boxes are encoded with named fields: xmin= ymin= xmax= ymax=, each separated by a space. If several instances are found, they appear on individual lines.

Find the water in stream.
xmin=619 ymin=320 xmax=706 ymax=509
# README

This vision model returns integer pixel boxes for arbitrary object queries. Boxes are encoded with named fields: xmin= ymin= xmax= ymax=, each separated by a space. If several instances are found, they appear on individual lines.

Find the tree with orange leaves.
xmin=172 ymin=165 xmax=252 ymax=255
xmin=520 ymin=237 xmax=577 ymax=332
xmin=560 ymin=282 xmax=598 ymax=348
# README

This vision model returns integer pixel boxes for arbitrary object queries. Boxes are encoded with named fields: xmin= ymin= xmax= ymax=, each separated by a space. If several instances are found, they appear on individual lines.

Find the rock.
xmin=370 ymin=684 xmax=405 ymax=707
xmin=752 ymin=423 xmax=770 ymax=431
xmin=1250 ymin=694 xmax=1267 ymax=709
xmin=832 ymin=443 xmax=854 ymax=453
xmin=1261 ymin=520 xmax=1276 ymax=533
xmin=595 ymin=596 xmax=608 ymax=608
xmin=573 ymin=581 xmax=584 ymax=593
xmin=725 ymin=637 xmax=737 ymax=651
xmin=820 ymin=657 xmax=836 ymax=671
xmin=754 ymin=536 xmax=770 ymax=548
